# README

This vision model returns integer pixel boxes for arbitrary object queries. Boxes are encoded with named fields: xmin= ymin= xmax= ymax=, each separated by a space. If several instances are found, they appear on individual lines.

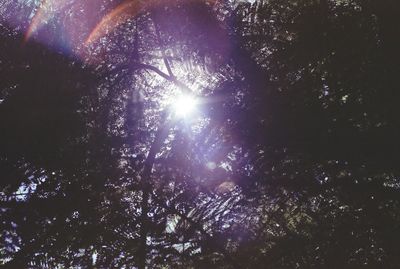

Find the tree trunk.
xmin=137 ymin=111 xmax=170 ymax=269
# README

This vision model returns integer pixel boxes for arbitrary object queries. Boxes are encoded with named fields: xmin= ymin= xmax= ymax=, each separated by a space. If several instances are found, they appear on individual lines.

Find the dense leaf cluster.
xmin=1 ymin=0 xmax=400 ymax=268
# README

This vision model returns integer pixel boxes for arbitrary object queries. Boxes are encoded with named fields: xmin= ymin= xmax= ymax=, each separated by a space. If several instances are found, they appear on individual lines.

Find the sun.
xmin=172 ymin=94 xmax=198 ymax=118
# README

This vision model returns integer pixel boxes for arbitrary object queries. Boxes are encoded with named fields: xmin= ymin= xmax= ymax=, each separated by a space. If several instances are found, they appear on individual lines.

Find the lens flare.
xmin=85 ymin=1 xmax=143 ymax=46
xmin=24 ymin=0 xmax=70 ymax=43
xmin=24 ymin=0 xmax=50 ymax=43
xmin=20 ymin=0 xmax=222 ymax=62
xmin=85 ymin=0 xmax=218 ymax=46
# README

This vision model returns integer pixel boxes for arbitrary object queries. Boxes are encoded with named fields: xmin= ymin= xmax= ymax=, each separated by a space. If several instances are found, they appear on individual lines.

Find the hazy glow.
xmin=172 ymin=95 xmax=198 ymax=118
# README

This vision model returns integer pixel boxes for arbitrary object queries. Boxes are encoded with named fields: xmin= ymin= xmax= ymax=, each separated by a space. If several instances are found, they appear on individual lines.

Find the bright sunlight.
xmin=172 ymin=94 xmax=198 ymax=118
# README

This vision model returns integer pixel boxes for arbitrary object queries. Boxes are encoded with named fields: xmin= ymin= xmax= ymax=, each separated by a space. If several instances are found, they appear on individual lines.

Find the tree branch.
xmin=137 ymin=63 xmax=192 ymax=93
xmin=151 ymin=16 xmax=174 ymax=78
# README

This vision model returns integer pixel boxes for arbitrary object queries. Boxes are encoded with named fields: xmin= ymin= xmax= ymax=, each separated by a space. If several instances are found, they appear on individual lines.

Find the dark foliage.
xmin=1 ymin=0 xmax=400 ymax=268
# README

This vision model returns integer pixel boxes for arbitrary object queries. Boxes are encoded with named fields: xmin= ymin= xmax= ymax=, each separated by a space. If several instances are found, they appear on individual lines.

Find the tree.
xmin=1 ymin=0 xmax=400 ymax=268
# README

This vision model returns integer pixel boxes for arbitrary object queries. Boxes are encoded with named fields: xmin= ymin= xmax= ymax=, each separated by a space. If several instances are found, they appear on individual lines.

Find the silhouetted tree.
xmin=1 ymin=0 xmax=400 ymax=268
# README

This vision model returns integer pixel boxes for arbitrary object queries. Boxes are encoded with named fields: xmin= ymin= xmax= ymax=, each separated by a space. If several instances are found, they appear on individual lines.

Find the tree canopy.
xmin=1 ymin=0 xmax=400 ymax=268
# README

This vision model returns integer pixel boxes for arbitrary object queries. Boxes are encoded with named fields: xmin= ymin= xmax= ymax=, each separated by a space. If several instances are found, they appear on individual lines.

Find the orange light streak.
xmin=24 ymin=0 xmax=47 ymax=43
xmin=85 ymin=0 xmax=217 ymax=46
xmin=85 ymin=0 xmax=144 ymax=46
xmin=24 ymin=0 xmax=71 ymax=43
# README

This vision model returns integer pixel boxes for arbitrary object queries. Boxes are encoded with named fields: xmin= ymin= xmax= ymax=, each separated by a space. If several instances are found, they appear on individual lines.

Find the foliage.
xmin=1 ymin=0 xmax=400 ymax=268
